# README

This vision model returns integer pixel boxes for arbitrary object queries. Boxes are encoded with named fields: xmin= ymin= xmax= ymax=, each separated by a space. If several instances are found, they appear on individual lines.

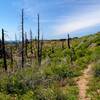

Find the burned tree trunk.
xmin=34 ymin=36 xmax=37 ymax=59
xmin=37 ymin=14 xmax=41 ymax=66
xmin=10 ymin=46 xmax=13 ymax=69
xmin=36 ymin=14 xmax=43 ymax=66
xmin=67 ymin=34 xmax=73 ymax=64
xmin=2 ymin=29 xmax=7 ymax=71
xmin=40 ymin=35 xmax=43 ymax=65
xmin=0 ymin=39 xmax=2 ymax=58
xmin=37 ymin=14 xmax=40 ymax=66
xmin=15 ymin=34 xmax=18 ymax=50
xmin=21 ymin=9 xmax=24 ymax=68
xmin=25 ymin=32 xmax=28 ymax=57
xmin=68 ymin=34 xmax=70 ymax=49
xmin=30 ymin=30 xmax=33 ymax=54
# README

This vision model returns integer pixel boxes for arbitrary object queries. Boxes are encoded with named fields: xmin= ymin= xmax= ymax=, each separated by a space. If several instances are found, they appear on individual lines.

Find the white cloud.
xmin=54 ymin=9 xmax=100 ymax=34
xmin=12 ymin=0 xmax=100 ymax=37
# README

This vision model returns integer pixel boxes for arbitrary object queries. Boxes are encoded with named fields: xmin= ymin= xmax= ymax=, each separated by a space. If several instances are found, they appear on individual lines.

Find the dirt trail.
xmin=77 ymin=64 xmax=93 ymax=100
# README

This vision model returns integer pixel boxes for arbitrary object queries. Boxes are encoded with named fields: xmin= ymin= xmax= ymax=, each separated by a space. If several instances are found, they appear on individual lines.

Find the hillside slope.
xmin=0 ymin=33 xmax=100 ymax=100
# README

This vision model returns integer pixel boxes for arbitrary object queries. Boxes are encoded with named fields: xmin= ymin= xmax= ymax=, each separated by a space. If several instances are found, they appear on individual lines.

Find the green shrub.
xmin=21 ymin=91 xmax=37 ymax=100
xmin=0 ymin=93 xmax=11 ymax=100
xmin=52 ymin=65 xmax=79 ymax=79
xmin=94 ymin=61 xmax=100 ymax=77
xmin=91 ymin=47 xmax=100 ymax=61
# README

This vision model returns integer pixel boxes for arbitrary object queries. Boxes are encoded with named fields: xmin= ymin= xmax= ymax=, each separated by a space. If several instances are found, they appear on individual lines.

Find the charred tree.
xmin=30 ymin=30 xmax=33 ymax=54
xmin=25 ymin=32 xmax=28 ymax=57
xmin=10 ymin=46 xmax=13 ymax=69
xmin=40 ymin=35 xmax=43 ymax=65
xmin=21 ymin=9 xmax=24 ymax=68
xmin=34 ymin=36 xmax=37 ymax=59
xmin=2 ymin=29 xmax=7 ymax=71
xmin=0 ymin=39 xmax=2 ymax=58
xmin=68 ymin=34 xmax=70 ymax=49
xmin=36 ymin=14 xmax=43 ymax=66
xmin=15 ymin=34 xmax=18 ymax=50
xmin=37 ymin=14 xmax=41 ymax=66
xmin=67 ymin=34 xmax=73 ymax=64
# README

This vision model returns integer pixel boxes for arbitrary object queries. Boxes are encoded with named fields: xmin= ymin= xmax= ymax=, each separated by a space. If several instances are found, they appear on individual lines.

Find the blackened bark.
xmin=2 ymin=29 xmax=7 ymax=71
xmin=10 ymin=46 xmax=13 ymax=68
xmin=40 ymin=35 xmax=43 ymax=65
xmin=30 ymin=30 xmax=33 ymax=54
xmin=25 ymin=32 xmax=28 ymax=57
xmin=37 ymin=14 xmax=40 ymax=66
xmin=68 ymin=34 xmax=70 ymax=49
xmin=15 ymin=34 xmax=18 ymax=49
xmin=21 ymin=9 xmax=24 ymax=68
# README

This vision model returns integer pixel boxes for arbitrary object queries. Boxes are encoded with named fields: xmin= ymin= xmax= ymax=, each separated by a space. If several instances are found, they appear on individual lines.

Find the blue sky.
xmin=0 ymin=0 xmax=100 ymax=40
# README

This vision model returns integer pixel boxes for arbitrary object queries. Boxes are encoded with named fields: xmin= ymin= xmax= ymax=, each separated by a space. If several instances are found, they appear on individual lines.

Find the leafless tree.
xmin=21 ymin=9 xmax=24 ymax=68
xmin=2 ymin=29 xmax=7 ymax=71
